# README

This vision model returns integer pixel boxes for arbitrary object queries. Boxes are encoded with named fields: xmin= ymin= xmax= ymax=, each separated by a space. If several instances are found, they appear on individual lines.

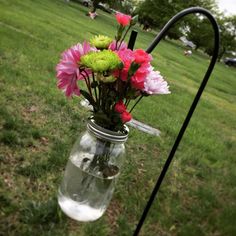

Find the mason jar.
xmin=58 ymin=118 xmax=129 ymax=222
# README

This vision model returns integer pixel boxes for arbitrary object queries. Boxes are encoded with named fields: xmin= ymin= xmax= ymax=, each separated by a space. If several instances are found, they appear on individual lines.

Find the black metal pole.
xmin=133 ymin=7 xmax=220 ymax=236
xmin=128 ymin=30 xmax=138 ymax=50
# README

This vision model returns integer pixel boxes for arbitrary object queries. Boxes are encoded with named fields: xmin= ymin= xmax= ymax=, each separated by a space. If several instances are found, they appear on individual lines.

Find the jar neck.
xmin=87 ymin=118 xmax=129 ymax=143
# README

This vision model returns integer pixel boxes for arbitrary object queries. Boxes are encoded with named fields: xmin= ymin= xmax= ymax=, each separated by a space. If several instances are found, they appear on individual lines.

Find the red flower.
xmin=131 ymin=74 xmax=145 ymax=90
xmin=115 ymin=13 xmax=132 ymax=27
xmin=121 ymin=111 xmax=132 ymax=123
xmin=115 ymin=49 xmax=152 ymax=89
xmin=115 ymin=100 xmax=126 ymax=113
xmin=130 ymin=63 xmax=150 ymax=90
xmin=133 ymin=49 xmax=152 ymax=64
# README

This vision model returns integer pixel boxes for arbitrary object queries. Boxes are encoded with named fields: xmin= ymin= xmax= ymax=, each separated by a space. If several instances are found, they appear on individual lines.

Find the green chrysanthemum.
xmin=81 ymin=50 xmax=122 ymax=72
xmin=90 ymin=35 xmax=113 ymax=49
xmin=98 ymin=74 xmax=117 ymax=83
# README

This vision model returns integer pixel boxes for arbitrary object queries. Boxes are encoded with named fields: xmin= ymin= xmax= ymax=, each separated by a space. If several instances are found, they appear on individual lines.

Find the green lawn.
xmin=0 ymin=0 xmax=236 ymax=235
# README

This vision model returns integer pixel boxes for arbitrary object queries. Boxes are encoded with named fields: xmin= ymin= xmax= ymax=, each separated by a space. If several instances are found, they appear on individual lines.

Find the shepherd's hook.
xmin=132 ymin=7 xmax=220 ymax=236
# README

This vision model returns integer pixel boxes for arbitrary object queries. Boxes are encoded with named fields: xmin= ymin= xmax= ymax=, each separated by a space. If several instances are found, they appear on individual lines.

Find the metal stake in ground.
xmin=133 ymin=7 xmax=220 ymax=236
xmin=128 ymin=30 xmax=138 ymax=50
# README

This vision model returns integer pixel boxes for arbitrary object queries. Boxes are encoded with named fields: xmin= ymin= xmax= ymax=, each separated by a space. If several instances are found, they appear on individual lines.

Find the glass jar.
xmin=58 ymin=118 xmax=129 ymax=222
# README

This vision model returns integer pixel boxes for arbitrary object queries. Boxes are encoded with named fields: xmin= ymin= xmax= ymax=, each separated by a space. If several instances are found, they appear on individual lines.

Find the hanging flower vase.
xmin=55 ymin=11 xmax=170 ymax=222
xmin=58 ymin=119 xmax=129 ymax=222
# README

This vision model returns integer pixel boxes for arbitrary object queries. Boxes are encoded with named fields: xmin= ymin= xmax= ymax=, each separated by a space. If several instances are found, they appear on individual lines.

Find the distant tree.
xmin=217 ymin=15 xmax=236 ymax=61
xmin=121 ymin=0 xmax=134 ymax=14
xmin=136 ymin=0 xmax=176 ymax=29
xmin=90 ymin=0 xmax=114 ymax=13
xmin=186 ymin=16 xmax=214 ymax=51
xmin=135 ymin=0 xmax=217 ymax=38
xmin=186 ymin=14 xmax=236 ymax=59
xmin=90 ymin=0 xmax=100 ymax=13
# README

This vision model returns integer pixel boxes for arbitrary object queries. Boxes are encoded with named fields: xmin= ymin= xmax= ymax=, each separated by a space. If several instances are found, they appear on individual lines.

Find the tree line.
xmin=134 ymin=0 xmax=236 ymax=60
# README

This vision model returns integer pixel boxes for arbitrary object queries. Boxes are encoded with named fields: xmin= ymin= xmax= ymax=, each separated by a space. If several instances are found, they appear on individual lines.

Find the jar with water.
xmin=58 ymin=119 xmax=129 ymax=222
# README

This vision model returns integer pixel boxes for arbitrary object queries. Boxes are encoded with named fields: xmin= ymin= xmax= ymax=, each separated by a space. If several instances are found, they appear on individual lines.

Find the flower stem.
xmin=81 ymin=71 xmax=96 ymax=106
xmin=115 ymin=39 xmax=118 ymax=50
xmin=98 ymin=83 xmax=101 ymax=107
xmin=118 ymin=25 xmax=131 ymax=50
xmin=125 ymin=98 xmax=131 ymax=107
xmin=129 ymin=95 xmax=144 ymax=113
xmin=92 ymin=72 xmax=98 ymax=104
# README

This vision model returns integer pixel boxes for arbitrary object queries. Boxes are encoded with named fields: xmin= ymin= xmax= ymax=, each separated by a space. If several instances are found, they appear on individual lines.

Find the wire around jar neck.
xmin=87 ymin=118 xmax=129 ymax=143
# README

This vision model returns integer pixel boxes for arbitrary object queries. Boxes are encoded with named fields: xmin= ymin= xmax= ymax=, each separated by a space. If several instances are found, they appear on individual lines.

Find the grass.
xmin=0 ymin=0 xmax=236 ymax=235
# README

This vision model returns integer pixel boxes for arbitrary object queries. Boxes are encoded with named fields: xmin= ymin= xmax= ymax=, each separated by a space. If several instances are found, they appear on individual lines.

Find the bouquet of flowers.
xmin=56 ymin=13 xmax=170 ymax=132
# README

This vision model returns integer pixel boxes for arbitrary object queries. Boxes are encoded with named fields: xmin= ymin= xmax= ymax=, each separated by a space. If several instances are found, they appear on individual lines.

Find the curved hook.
xmin=134 ymin=7 xmax=220 ymax=236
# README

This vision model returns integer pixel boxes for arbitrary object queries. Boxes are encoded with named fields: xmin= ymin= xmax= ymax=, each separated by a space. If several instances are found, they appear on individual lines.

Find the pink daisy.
xmin=56 ymin=42 xmax=96 ymax=97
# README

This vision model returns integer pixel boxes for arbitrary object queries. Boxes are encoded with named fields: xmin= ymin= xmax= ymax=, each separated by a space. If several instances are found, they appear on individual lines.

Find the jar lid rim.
xmin=87 ymin=118 xmax=129 ymax=143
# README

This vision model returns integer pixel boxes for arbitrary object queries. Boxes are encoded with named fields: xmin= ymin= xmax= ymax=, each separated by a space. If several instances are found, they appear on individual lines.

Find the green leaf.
xmin=128 ymin=62 xmax=140 ymax=76
xmin=131 ymin=15 xmax=139 ymax=26
xmin=126 ymin=89 xmax=140 ymax=99
xmin=118 ymin=62 xmax=124 ymax=70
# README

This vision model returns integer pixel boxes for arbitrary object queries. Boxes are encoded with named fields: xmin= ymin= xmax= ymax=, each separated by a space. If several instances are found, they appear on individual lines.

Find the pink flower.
xmin=143 ymin=70 xmax=170 ymax=95
xmin=120 ymin=111 xmax=132 ymax=123
xmin=89 ymin=12 xmax=97 ymax=19
xmin=56 ymin=42 xmax=96 ymax=97
xmin=115 ymin=13 xmax=132 ymax=26
xmin=133 ymin=49 xmax=152 ymax=64
xmin=108 ymin=40 xmax=127 ymax=51
xmin=114 ymin=100 xmax=126 ymax=113
xmin=115 ymin=48 xmax=134 ymax=81
xmin=117 ymin=48 xmax=134 ymax=68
